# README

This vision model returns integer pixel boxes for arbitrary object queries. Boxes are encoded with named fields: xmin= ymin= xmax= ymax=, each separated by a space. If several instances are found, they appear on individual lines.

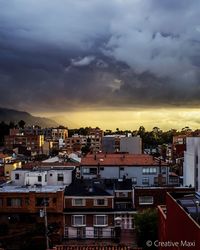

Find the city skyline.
xmin=1 ymin=0 xmax=200 ymax=129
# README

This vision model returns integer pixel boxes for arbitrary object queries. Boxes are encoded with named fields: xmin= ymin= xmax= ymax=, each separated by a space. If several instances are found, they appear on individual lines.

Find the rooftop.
xmin=81 ymin=153 xmax=167 ymax=166
xmin=0 ymin=182 xmax=65 ymax=193
xmin=65 ymin=179 xmax=112 ymax=197
xmin=173 ymin=192 xmax=200 ymax=225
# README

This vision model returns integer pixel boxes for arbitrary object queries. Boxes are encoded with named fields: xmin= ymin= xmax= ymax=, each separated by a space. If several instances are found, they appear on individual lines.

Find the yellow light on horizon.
xmin=33 ymin=108 xmax=200 ymax=131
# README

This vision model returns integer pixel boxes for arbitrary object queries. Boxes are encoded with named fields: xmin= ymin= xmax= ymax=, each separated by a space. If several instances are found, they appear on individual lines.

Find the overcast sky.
xmin=0 ymin=0 xmax=200 ymax=115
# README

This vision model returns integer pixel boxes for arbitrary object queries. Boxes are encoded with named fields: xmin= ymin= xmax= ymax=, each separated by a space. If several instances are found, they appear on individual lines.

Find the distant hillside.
xmin=0 ymin=107 xmax=58 ymax=127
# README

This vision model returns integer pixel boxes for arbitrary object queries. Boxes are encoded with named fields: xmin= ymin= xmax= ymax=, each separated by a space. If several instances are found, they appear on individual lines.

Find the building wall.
xmin=0 ymin=190 xmax=64 ymax=213
xmin=102 ymin=137 xmax=116 ymax=153
xmin=11 ymin=169 xmax=74 ymax=186
xmin=134 ymin=187 xmax=194 ymax=210
xmin=120 ymin=137 xmax=142 ymax=154
xmin=158 ymin=193 xmax=200 ymax=250
xmin=64 ymin=197 xmax=113 ymax=209
xmin=4 ymin=134 xmax=44 ymax=153
xmin=81 ymin=165 xmax=169 ymax=186
xmin=4 ymin=162 xmax=22 ymax=180
xmin=183 ymin=137 xmax=200 ymax=191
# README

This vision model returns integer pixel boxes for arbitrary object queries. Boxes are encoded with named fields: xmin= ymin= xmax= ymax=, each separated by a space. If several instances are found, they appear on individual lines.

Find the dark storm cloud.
xmin=0 ymin=0 xmax=200 ymax=112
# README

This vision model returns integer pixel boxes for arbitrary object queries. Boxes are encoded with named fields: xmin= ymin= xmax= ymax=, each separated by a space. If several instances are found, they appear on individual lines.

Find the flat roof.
xmin=0 ymin=183 xmax=65 ymax=193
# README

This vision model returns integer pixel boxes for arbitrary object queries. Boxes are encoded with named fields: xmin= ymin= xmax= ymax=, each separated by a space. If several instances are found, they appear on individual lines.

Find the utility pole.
xmin=40 ymin=199 xmax=49 ymax=250
xmin=44 ymin=201 xmax=50 ymax=250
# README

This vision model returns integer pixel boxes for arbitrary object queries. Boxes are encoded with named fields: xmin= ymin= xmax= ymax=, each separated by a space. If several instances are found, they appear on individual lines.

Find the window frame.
xmin=72 ymin=215 xmax=86 ymax=227
xmin=72 ymin=198 xmax=86 ymax=206
xmin=94 ymin=215 xmax=108 ymax=226
xmin=139 ymin=196 xmax=154 ymax=205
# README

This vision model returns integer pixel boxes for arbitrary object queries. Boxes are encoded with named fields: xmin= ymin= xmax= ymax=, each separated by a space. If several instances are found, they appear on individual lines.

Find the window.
xmin=7 ymin=198 xmax=22 ymax=207
xmin=25 ymin=198 xmax=30 ymax=205
xmin=83 ymin=168 xmax=90 ymax=174
xmin=142 ymin=167 xmax=157 ymax=174
xmin=120 ymin=167 xmax=124 ymax=171
xmin=94 ymin=199 xmax=107 ymax=206
xmin=94 ymin=227 xmax=103 ymax=238
xmin=38 ymin=176 xmax=42 ymax=182
xmin=72 ymin=215 xmax=86 ymax=226
xmin=139 ymin=196 xmax=154 ymax=205
xmin=57 ymin=173 xmax=64 ymax=181
xmin=72 ymin=199 xmax=86 ymax=206
xmin=94 ymin=215 xmax=108 ymax=226
xmin=90 ymin=168 xmax=97 ymax=174
xmin=0 ymin=198 xmax=3 ymax=207
xmin=116 ymin=192 xmax=128 ymax=198
xmin=35 ymin=198 xmax=49 ymax=207
xmin=15 ymin=173 xmax=19 ymax=180
xmin=83 ymin=168 xmax=97 ymax=175
xmin=142 ymin=177 xmax=149 ymax=185
xmin=100 ymin=167 xmax=104 ymax=171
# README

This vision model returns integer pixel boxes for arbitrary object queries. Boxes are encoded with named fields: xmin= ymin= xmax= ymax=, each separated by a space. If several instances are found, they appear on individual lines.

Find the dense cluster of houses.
xmin=0 ymin=126 xmax=200 ymax=249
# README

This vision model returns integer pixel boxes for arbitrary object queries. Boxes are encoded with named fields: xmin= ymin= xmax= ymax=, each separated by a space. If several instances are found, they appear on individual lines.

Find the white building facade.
xmin=183 ymin=137 xmax=200 ymax=191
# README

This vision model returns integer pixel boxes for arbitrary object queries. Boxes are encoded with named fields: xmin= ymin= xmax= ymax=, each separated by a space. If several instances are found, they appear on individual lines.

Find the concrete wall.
xmin=120 ymin=137 xmax=142 ymax=154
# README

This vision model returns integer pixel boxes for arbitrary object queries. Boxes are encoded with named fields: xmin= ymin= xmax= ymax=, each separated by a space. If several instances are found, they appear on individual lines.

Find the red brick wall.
xmin=158 ymin=194 xmax=200 ymax=250
xmin=134 ymin=188 xmax=194 ymax=210
xmin=65 ymin=197 xmax=113 ymax=209
xmin=0 ymin=190 xmax=64 ymax=213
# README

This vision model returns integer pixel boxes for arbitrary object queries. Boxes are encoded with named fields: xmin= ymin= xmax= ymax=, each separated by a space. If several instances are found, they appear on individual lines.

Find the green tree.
xmin=18 ymin=120 xmax=26 ymax=129
xmin=134 ymin=209 xmax=158 ymax=250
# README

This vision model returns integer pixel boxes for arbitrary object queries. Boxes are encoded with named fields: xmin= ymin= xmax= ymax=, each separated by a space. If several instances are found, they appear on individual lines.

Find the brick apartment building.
xmin=4 ymin=134 xmax=44 ymax=155
xmin=64 ymin=179 xmax=115 ymax=239
xmin=0 ymin=167 xmax=75 ymax=247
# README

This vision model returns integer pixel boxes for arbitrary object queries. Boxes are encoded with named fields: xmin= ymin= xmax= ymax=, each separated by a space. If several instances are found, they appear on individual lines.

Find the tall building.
xmin=183 ymin=137 xmax=200 ymax=191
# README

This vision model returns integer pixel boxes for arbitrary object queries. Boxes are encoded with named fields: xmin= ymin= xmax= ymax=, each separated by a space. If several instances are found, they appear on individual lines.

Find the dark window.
xmin=90 ymin=168 xmax=97 ymax=174
xmin=120 ymin=167 xmax=124 ymax=171
xmin=7 ymin=198 xmax=22 ymax=207
xmin=25 ymin=198 xmax=30 ymax=205
xmin=38 ymin=176 xmax=42 ymax=182
xmin=142 ymin=177 xmax=149 ymax=185
xmin=15 ymin=174 xmax=19 ymax=180
xmin=57 ymin=173 xmax=64 ymax=181
xmin=35 ymin=198 xmax=49 ymax=207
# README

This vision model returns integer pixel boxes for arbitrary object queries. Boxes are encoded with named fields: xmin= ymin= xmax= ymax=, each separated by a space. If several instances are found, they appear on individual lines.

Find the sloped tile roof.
xmin=81 ymin=153 xmax=167 ymax=166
